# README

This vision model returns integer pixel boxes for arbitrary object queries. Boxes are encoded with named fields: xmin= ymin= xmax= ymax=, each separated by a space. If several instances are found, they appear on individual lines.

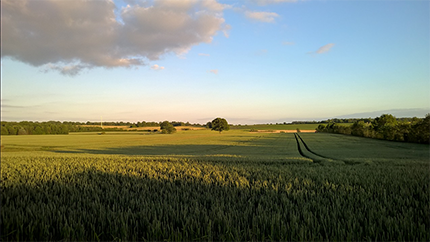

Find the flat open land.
xmin=80 ymin=125 xmax=205 ymax=131
xmin=1 ymin=130 xmax=429 ymax=241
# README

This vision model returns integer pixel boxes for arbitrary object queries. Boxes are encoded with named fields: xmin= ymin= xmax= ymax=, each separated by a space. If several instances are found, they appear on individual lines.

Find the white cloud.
xmin=245 ymin=11 xmax=279 ymax=23
xmin=208 ymin=69 xmax=219 ymax=74
xmin=223 ymin=24 xmax=232 ymax=38
xmin=314 ymin=43 xmax=335 ymax=54
xmin=151 ymin=64 xmax=165 ymax=70
xmin=2 ymin=0 xmax=228 ymax=75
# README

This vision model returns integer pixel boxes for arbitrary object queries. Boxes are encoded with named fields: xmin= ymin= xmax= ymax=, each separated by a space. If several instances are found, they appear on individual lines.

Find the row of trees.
xmin=0 ymin=121 xmax=127 ymax=135
xmin=316 ymin=114 xmax=430 ymax=144
xmin=1 ymin=120 xmax=206 ymax=136
xmin=160 ymin=118 xmax=230 ymax=134
xmin=292 ymin=119 xmax=358 ymax=124
xmin=291 ymin=117 xmax=418 ymax=125
xmin=1 ymin=121 xmax=70 ymax=135
xmin=79 ymin=121 xmax=203 ymax=128
xmin=1 ymin=118 xmax=231 ymax=136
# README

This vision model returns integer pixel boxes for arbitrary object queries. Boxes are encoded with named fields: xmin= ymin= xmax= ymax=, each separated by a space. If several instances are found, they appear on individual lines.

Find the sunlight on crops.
xmin=1 ymin=132 xmax=429 ymax=241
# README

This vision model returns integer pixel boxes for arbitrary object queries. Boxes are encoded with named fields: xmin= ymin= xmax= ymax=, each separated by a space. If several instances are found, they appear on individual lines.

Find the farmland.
xmin=1 ymin=129 xmax=429 ymax=241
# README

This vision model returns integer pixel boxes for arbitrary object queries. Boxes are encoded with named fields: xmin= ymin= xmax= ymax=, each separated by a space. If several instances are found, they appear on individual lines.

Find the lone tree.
xmin=160 ymin=121 xmax=176 ymax=134
xmin=211 ymin=118 xmax=230 ymax=133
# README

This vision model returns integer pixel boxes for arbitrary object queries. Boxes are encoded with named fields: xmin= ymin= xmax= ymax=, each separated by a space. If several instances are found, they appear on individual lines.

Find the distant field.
xmin=1 ymin=130 xmax=297 ymax=160
xmin=80 ymin=125 xmax=204 ymax=131
xmin=1 ymin=130 xmax=429 ymax=241
xmin=232 ymin=123 xmax=322 ymax=130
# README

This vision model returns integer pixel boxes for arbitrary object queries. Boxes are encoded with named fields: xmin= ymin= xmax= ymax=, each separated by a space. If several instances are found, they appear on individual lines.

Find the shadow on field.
xmin=55 ymin=144 xmax=239 ymax=156
xmin=53 ymin=135 xmax=296 ymax=157
xmin=3 ymin=160 xmax=429 ymax=242
xmin=1 ymin=169 xmax=298 ymax=241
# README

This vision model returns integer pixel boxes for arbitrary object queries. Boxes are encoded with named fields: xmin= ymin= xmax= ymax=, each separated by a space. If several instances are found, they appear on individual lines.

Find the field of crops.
xmin=231 ymin=123 xmax=322 ymax=131
xmin=1 ymin=130 xmax=429 ymax=241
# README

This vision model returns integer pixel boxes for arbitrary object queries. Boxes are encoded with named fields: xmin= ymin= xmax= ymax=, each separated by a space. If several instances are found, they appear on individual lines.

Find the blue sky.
xmin=2 ymin=0 xmax=429 ymax=124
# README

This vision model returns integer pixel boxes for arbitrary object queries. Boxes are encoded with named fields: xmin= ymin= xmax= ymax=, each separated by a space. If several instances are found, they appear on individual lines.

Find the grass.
xmin=297 ymin=132 xmax=429 ymax=164
xmin=1 ymin=130 xmax=429 ymax=241
xmin=1 ymin=130 xmax=301 ymax=161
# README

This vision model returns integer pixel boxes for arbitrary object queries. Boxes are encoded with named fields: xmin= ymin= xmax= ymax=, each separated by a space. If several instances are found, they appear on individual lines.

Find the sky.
xmin=1 ymin=0 xmax=429 ymax=124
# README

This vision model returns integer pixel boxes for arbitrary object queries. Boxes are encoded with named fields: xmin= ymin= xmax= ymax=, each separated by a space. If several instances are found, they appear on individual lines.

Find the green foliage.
xmin=316 ymin=124 xmax=326 ymax=133
xmin=206 ymin=121 xmax=212 ymax=129
xmin=409 ymin=114 xmax=430 ymax=143
xmin=160 ymin=121 xmax=177 ymax=134
xmin=1 ymin=121 xmax=69 ymax=135
xmin=1 ymin=126 xmax=9 ymax=135
xmin=317 ymin=114 xmax=430 ymax=144
xmin=211 ymin=118 xmax=230 ymax=133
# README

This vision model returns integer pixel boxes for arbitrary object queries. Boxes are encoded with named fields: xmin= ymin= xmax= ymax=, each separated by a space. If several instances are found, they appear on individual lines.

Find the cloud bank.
xmin=2 ymin=0 xmax=228 ymax=75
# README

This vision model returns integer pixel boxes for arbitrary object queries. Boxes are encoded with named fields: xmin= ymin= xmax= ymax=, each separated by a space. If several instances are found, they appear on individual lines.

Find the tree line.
xmin=1 ymin=121 xmax=71 ymax=135
xmin=80 ymin=121 xmax=203 ymax=128
xmin=316 ymin=114 xmax=430 ymax=144
xmin=0 ymin=120 xmax=214 ymax=135
xmin=0 ymin=121 xmax=119 ymax=135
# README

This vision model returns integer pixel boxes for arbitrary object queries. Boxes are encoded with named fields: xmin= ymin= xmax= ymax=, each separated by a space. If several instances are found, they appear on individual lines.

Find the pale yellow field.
xmin=80 ymin=125 xmax=205 ymax=131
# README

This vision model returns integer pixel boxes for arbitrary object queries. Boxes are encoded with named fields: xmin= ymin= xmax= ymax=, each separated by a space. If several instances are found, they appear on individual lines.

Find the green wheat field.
xmin=1 ymin=129 xmax=429 ymax=241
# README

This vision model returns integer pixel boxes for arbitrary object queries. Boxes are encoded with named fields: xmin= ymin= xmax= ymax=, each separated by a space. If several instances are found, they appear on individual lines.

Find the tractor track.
xmin=293 ymin=133 xmax=315 ymax=162
xmin=294 ymin=133 xmax=345 ymax=164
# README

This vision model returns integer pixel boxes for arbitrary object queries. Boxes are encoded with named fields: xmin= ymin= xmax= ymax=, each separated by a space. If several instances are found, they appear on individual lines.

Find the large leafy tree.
xmin=373 ymin=114 xmax=398 ymax=140
xmin=160 ymin=121 xmax=176 ymax=134
xmin=211 ymin=118 xmax=229 ymax=133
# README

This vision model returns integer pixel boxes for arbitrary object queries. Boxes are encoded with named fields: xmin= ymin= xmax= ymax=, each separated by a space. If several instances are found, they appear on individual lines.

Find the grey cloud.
xmin=316 ymin=43 xmax=335 ymax=54
xmin=312 ymin=43 xmax=335 ymax=54
xmin=42 ymin=63 xmax=93 ymax=76
xmin=1 ymin=104 xmax=27 ymax=109
xmin=2 ymin=0 xmax=228 ymax=76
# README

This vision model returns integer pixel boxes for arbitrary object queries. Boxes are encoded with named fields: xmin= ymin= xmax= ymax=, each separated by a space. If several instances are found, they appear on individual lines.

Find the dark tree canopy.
xmin=160 ymin=121 xmax=176 ymax=134
xmin=316 ymin=113 xmax=430 ymax=144
xmin=211 ymin=118 xmax=229 ymax=133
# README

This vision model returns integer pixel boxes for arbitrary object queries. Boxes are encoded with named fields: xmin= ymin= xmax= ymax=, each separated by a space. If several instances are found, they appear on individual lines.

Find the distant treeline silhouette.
xmin=316 ymin=114 xmax=430 ymax=144
xmin=0 ymin=121 xmax=205 ymax=135
xmin=291 ymin=117 xmax=421 ymax=124
xmin=0 ymin=121 xmax=102 ymax=135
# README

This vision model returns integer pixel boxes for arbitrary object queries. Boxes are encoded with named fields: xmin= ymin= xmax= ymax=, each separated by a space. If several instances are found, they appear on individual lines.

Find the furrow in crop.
xmin=296 ymin=133 xmax=345 ymax=164
xmin=293 ymin=133 xmax=316 ymax=162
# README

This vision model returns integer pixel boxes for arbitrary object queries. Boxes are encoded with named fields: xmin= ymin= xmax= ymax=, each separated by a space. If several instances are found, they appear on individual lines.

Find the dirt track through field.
xmin=293 ymin=133 xmax=314 ymax=161
xmin=294 ymin=133 xmax=345 ymax=164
